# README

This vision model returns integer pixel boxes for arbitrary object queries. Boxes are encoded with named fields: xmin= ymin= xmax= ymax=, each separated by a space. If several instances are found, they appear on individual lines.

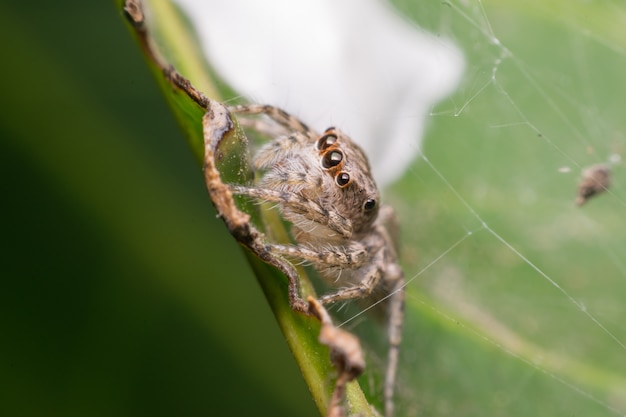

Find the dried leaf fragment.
xmin=576 ymin=164 xmax=611 ymax=206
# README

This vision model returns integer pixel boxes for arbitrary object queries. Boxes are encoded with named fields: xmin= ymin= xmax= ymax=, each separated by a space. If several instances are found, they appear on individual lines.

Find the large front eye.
xmin=335 ymin=172 xmax=351 ymax=187
xmin=317 ymin=134 xmax=337 ymax=150
xmin=321 ymin=150 xmax=343 ymax=168
xmin=363 ymin=198 xmax=377 ymax=213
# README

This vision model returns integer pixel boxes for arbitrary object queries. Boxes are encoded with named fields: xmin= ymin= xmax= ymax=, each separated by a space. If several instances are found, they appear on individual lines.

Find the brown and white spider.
xmin=228 ymin=104 xmax=406 ymax=416
xmin=123 ymin=1 xmax=405 ymax=415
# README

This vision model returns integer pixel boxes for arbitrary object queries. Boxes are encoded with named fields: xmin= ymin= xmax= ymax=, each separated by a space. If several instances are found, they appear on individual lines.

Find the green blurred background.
xmin=2 ymin=1 xmax=626 ymax=416
xmin=0 ymin=1 xmax=318 ymax=416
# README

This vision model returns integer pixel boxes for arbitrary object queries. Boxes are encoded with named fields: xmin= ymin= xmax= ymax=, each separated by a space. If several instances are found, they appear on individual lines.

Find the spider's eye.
xmin=363 ymin=198 xmax=377 ymax=212
xmin=317 ymin=134 xmax=337 ymax=150
xmin=321 ymin=150 xmax=343 ymax=168
xmin=335 ymin=172 xmax=351 ymax=187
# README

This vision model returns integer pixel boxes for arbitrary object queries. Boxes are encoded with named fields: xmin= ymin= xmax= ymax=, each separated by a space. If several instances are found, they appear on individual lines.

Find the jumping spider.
xmin=230 ymin=104 xmax=406 ymax=416
xmin=123 ymin=1 xmax=405 ymax=416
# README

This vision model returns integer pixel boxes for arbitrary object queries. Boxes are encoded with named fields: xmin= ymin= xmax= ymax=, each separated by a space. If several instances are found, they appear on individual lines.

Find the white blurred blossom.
xmin=175 ymin=0 xmax=464 ymax=186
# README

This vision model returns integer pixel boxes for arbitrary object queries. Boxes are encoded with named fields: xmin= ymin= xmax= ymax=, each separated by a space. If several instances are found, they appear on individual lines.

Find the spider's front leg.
xmin=231 ymin=185 xmax=353 ymax=239
xmin=318 ymin=247 xmax=386 ymax=305
xmin=268 ymin=242 xmax=369 ymax=270
xmin=229 ymin=104 xmax=315 ymax=138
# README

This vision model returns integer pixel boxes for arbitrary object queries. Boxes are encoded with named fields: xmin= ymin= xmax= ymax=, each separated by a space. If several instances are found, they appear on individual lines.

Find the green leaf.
xmin=388 ymin=1 xmax=626 ymax=415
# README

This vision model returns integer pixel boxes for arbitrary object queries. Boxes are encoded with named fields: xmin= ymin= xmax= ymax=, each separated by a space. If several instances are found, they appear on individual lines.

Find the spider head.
xmin=316 ymin=128 xmax=380 ymax=234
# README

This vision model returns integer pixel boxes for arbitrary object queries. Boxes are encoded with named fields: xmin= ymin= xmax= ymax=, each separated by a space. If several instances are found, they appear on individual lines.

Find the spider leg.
xmin=229 ymin=104 xmax=315 ymax=138
xmin=236 ymin=117 xmax=288 ymax=139
xmin=308 ymin=297 xmax=365 ymax=417
xmin=318 ymin=247 xmax=386 ymax=304
xmin=268 ymin=242 xmax=368 ymax=269
xmin=230 ymin=185 xmax=353 ymax=239
xmin=383 ymin=271 xmax=404 ymax=417
xmin=318 ymin=243 xmax=404 ymax=417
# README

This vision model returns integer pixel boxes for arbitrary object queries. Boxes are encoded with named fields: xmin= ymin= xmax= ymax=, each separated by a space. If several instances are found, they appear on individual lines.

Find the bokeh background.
xmin=1 ymin=1 xmax=318 ymax=416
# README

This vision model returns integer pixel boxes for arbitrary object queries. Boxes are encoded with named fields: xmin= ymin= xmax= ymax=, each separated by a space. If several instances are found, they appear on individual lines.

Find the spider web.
xmin=175 ymin=0 xmax=626 ymax=415
xmin=376 ymin=1 xmax=626 ymax=415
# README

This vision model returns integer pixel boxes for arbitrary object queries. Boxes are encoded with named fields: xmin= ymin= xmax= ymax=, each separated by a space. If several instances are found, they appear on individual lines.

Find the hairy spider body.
xmin=230 ymin=104 xmax=405 ymax=417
